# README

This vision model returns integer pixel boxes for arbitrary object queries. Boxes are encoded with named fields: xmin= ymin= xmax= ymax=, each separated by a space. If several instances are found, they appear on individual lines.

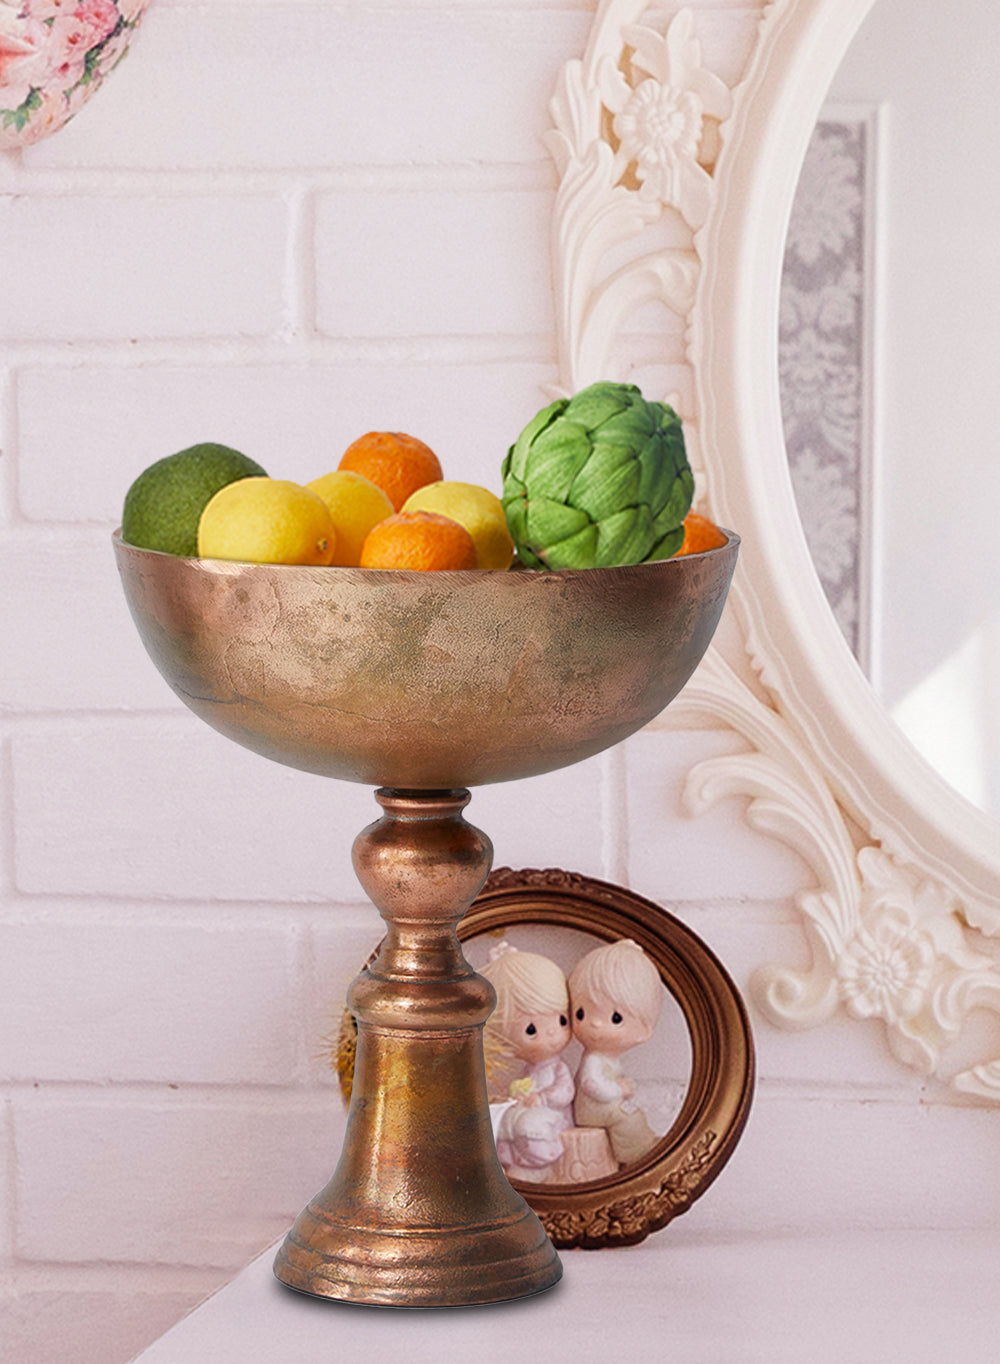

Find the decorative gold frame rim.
xmin=464 ymin=868 xmax=755 ymax=1249
xmin=337 ymin=866 xmax=755 ymax=1251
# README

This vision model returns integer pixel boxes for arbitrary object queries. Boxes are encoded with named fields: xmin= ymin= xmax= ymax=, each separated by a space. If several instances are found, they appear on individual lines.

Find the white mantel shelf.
xmin=130 ymin=1228 xmax=998 ymax=1363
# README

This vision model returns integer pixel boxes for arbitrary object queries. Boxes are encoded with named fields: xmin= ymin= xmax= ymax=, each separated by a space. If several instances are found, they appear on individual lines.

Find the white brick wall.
xmin=0 ymin=920 xmax=302 ymax=1083
xmin=2 ymin=3 xmax=990 ymax=1363
xmin=0 ymin=193 xmax=288 ymax=340
xmin=26 ymin=6 xmax=592 ymax=171
xmin=13 ymin=1091 xmax=346 ymax=1264
xmin=16 ymin=362 xmax=559 ymax=520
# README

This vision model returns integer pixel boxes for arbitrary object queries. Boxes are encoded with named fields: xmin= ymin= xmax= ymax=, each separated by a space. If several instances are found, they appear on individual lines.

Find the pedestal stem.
xmin=273 ymin=788 xmax=562 ymax=1306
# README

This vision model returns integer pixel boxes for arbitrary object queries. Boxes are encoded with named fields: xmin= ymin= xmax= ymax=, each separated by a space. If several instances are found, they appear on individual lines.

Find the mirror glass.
xmin=780 ymin=0 xmax=1000 ymax=819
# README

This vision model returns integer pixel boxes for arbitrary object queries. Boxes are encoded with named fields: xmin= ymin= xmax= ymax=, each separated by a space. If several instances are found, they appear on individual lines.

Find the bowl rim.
xmin=111 ymin=525 xmax=740 ymax=577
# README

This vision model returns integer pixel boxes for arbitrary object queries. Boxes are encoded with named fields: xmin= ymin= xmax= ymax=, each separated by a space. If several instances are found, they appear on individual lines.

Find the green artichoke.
xmin=501 ymin=381 xmax=694 ymax=570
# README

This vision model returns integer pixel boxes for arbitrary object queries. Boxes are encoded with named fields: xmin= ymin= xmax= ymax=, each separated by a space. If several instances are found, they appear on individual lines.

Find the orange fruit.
xmin=360 ymin=509 xmax=478 ymax=571
xmin=337 ymin=431 xmax=443 ymax=512
xmin=676 ymin=511 xmax=727 ymax=556
xmin=401 ymin=481 xmax=515 ymax=571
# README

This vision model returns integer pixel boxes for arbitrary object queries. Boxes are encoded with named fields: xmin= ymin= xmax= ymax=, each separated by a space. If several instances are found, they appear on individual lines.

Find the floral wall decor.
xmin=0 ymin=0 xmax=150 ymax=150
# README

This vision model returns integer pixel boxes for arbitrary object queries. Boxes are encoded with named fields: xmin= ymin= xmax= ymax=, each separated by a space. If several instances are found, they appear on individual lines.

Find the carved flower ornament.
xmin=597 ymin=14 xmax=730 ymax=224
xmin=838 ymin=909 xmax=934 ymax=1026
xmin=835 ymin=847 xmax=996 ymax=1077
xmin=613 ymin=78 xmax=703 ymax=199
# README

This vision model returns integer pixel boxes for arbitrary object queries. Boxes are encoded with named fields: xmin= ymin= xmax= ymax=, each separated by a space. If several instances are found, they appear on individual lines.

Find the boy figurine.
xmin=569 ymin=939 xmax=665 ymax=1167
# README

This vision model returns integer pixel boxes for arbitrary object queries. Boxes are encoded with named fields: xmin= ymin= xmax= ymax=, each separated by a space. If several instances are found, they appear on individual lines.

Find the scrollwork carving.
xmin=549 ymin=0 xmax=1000 ymax=1102
xmin=547 ymin=3 xmax=730 ymax=394
xmin=672 ymin=628 xmax=1000 ymax=1098
xmin=483 ymin=866 xmax=593 ymax=894
xmin=537 ymin=1131 xmax=718 ymax=1248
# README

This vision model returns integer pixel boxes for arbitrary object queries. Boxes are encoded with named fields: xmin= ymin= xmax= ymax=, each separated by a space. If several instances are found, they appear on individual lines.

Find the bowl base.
xmin=273 ymin=1199 xmax=561 ymax=1307
xmin=274 ymin=788 xmax=561 ymax=1308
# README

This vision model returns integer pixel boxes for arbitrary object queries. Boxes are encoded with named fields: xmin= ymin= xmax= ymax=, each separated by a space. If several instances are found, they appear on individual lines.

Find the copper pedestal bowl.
xmin=113 ymin=530 xmax=739 ymax=1308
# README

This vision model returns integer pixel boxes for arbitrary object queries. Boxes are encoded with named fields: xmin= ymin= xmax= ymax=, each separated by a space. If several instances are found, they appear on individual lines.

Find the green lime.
xmin=121 ymin=443 xmax=268 ymax=556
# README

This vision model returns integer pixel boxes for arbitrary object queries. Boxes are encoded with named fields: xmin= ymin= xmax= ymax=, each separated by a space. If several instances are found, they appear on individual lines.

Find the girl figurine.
xmin=480 ymin=942 xmax=575 ymax=1183
xmin=568 ymin=939 xmax=665 ymax=1167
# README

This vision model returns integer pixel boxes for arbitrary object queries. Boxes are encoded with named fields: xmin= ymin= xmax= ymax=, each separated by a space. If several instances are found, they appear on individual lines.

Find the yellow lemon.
xmin=401 ymin=480 xmax=514 ymax=570
xmin=306 ymin=469 xmax=394 ymax=566
xmin=197 ymin=477 xmax=336 ymax=565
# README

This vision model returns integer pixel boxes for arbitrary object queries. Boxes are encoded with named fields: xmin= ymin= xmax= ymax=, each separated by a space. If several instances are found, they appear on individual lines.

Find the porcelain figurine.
xmin=0 ymin=0 xmax=152 ymax=152
xmin=480 ymin=942 xmax=574 ymax=1182
xmin=569 ymin=938 xmax=665 ymax=1167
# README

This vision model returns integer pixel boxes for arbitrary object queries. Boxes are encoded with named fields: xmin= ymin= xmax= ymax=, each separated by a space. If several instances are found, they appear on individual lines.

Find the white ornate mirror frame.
xmin=549 ymin=0 xmax=1000 ymax=1100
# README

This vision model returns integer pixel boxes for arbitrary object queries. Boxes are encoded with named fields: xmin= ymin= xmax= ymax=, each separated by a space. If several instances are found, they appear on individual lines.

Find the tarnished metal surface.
xmin=274 ymin=790 xmax=561 ymax=1306
xmin=113 ymin=534 xmax=739 ymax=1306
xmin=112 ymin=533 xmax=739 ymax=789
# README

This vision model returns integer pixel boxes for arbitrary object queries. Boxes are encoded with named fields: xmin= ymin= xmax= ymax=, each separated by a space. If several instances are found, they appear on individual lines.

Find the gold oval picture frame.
xmin=337 ymin=866 xmax=754 ymax=1250
xmin=463 ymin=868 xmax=755 ymax=1249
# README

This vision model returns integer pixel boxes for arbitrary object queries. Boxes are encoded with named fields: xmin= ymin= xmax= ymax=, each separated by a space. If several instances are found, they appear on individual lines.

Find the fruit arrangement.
xmin=120 ymin=382 xmax=726 ymax=572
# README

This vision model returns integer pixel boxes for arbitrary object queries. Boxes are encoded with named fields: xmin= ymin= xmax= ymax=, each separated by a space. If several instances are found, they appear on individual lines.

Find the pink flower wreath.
xmin=0 ymin=0 xmax=151 ymax=150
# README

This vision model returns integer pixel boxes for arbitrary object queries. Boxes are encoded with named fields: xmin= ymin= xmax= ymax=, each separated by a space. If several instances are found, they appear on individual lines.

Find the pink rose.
xmin=46 ymin=0 xmax=119 ymax=84
xmin=0 ymin=6 xmax=39 ymax=84
xmin=45 ymin=18 xmax=90 ymax=82
xmin=24 ymin=0 xmax=79 ymax=21
xmin=1 ymin=15 xmax=53 ymax=92
xmin=74 ymin=0 xmax=119 ymax=40
xmin=0 ymin=35 xmax=36 ymax=87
